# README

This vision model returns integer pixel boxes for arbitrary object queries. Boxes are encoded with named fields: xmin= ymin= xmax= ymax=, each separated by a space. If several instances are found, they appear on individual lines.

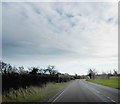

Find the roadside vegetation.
xmin=1 ymin=61 xmax=75 ymax=102
xmin=87 ymin=76 xmax=120 ymax=89
xmin=0 ymin=95 xmax=2 ymax=103
xmin=86 ymin=69 xmax=120 ymax=89
xmin=2 ymin=82 xmax=70 ymax=102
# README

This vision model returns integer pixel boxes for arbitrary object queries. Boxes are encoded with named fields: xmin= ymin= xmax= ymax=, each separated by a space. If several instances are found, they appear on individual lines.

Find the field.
xmin=2 ymin=82 xmax=69 ymax=102
xmin=87 ymin=77 xmax=120 ymax=89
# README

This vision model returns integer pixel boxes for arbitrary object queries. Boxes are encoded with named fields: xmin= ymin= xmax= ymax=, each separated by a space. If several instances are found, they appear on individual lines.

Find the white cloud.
xmin=2 ymin=0 xmax=119 ymax=2
xmin=2 ymin=2 xmax=118 ymax=75
xmin=0 ymin=3 xmax=2 ymax=59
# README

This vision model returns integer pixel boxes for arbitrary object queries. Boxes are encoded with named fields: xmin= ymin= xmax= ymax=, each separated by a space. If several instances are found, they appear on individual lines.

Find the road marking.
xmin=52 ymin=87 xmax=67 ymax=102
xmin=106 ymin=96 xmax=116 ymax=103
xmin=51 ymin=80 xmax=77 ymax=103
xmin=52 ymin=80 xmax=77 ymax=103
xmin=47 ymin=89 xmax=64 ymax=102
xmin=96 ymin=91 xmax=100 ymax=93
xmin=111 ymin=99 xmax=116 ymax=102
xmin=52 ymin=84 xmax=70 ymax=103
xmin=85 ymin=80 xmax=117 ymax=103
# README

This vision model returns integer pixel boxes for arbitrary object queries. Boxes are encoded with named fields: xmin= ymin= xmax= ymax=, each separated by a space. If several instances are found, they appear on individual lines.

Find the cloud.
xmin=0 ymin=3 xmax=2 ymax=59
xmin=2 ymin=2 xmax=118 ymax=75
xmin=2 ymin=0 xmax=119 ymax=2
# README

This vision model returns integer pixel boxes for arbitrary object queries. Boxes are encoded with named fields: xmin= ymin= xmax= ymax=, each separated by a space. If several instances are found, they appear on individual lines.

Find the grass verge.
xmin=87 ymin=77 xmax=120 ymax=89
xmin=2 ymin=82 xmax=70 ymax=102
xmin=0 ymin=95 xmax=2 ymax=103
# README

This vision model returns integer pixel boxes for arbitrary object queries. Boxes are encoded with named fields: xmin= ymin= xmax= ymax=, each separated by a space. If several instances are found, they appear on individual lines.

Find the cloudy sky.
xmin=2 ymin=2 xmax=118 ymax=75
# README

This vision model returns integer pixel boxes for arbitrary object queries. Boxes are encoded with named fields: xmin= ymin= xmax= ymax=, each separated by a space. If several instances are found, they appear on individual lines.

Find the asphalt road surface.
xmin=48 ymin=79 xmax=119 ymax=103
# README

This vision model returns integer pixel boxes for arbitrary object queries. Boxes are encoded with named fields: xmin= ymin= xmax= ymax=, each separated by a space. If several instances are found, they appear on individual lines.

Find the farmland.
xmin=87 ymin=77 xmax=120 ymax=89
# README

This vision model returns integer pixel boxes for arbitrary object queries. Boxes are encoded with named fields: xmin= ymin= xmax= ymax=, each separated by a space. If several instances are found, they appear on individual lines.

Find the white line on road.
xmin=106 ymin=96 xmax=116 ymax=103
xmin=52 ymin=80 xmax=77 ymax=103
xmin=84 ymin=80 xmax=117 ymax=103
xmin=52 ymin=86 xmax=68 ymax=103
xmin=96 ymin=91 xmax=100 ymax=94
xmin=111 ymin=99 xmax=116 ymax=103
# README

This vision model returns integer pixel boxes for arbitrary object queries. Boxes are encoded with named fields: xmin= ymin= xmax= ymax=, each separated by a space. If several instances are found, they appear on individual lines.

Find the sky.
xmin=1 ymin=2 xmax=118 ymax=75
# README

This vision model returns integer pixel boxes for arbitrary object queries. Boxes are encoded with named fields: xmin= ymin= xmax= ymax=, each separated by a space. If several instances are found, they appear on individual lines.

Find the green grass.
xmin=87 ymin=77 xmax=120 ymax=89
xmin=0 ymin=95 xmax=2 ymax=103
xmin=2 ymin=82 xmax=70 ymax=102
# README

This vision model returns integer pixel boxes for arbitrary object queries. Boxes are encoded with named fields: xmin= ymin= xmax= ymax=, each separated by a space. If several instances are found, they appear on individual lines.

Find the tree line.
xmin=87 ymin=68 xmax=119 ymax=80
xmin=1 ymin=61 xmax=75 ymax=94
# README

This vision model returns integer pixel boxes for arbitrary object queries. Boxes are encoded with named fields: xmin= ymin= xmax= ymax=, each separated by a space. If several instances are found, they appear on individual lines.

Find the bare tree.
xmin=107 ymin=70 xmax=112 ymax=79
xmin=43 ymin=68 xmax=48 ymax=74
xmin=113 ymin=70 xmax=118 ymax=76
xmin=51 ymin=69 xmax=58 ymax=76
xmin=38 ymin=68 xmax=44 ymax=75
xmin=88 ymin=69 xmax=96 ymax=79
xmin=29 ymin=67 xmax=39 ymax=74
xmin=1 ymin=61 xmax=7 ymax=74
xmin=12 ymin=66 xmax=18 ymax=74
xmin=19 ymin=66 xmax=25 ymax=74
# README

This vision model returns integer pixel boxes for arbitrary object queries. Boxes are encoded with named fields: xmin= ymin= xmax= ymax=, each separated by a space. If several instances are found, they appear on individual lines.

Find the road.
xmin=48 ymin=79 xmax=119 ymax=103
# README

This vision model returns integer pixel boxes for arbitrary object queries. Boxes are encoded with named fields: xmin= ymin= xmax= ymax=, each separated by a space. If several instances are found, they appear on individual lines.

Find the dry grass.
xmin=2 ymin=82 xmax=68 ymax=102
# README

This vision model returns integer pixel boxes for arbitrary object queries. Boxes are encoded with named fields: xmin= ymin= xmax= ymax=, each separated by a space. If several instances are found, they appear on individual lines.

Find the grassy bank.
xmin=0 ymin=95 xmax=2 ymax=103
xmin=2 ymin=82 xmax=70 ymax=102
xmin=87 ymin=77 xmax=120 ymax=89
